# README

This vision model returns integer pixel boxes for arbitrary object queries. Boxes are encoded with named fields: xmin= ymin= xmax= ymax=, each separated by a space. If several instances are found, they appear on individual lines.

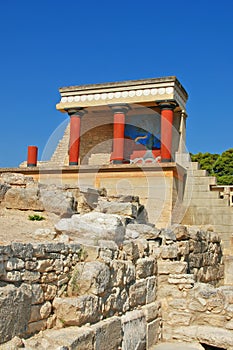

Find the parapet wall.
xmin=0 ymin=224 xmax=225 ymax=349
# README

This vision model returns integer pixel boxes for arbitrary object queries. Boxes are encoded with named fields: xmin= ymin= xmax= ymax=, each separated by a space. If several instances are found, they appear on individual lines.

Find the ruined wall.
xmin=0 ymin=241 xmax=161 ymax=349
xmin=0 ymin=224 xmax=225 ymax=349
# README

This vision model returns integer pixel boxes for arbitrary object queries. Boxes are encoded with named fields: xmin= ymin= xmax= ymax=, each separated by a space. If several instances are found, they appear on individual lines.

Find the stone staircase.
xmin=49 ymin=123 xmax=70 ymax=166
xmin=181 ymin=162 xmax=233 ymax=254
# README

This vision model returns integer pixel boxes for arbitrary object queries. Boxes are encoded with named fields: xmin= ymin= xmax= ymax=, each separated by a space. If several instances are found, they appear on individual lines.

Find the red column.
xmin=111 ymin=106 xmax=128 ymax=164
xmin=68 ymin=109 xmax=84 ymax=165
xmin=27 ymin=146 xmax=38 ymax=167
xmin=159 ymin=103 xmax=176 ymax=162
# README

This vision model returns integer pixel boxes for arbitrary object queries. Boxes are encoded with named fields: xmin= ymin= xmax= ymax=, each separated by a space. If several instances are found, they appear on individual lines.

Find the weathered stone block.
xmin=67 ymin=261 xmax=110 ymax=296
xmin=0 ymin=284 xmax=32 ymax=344
xmin=147 ymin=318 xmax=161 ymax=348
xmin=55 ymin=212 xmax=125 ymax=245
xmin=29 ymin=301 xmax=52 ymax=322
xmin=173 ymin=225 xmax=190 ymax=240
xmin=136 ymin=257 xmax=156 ymax=279
xmin=3 ymin=187 xmax=44 ymax=210
xmin=146 ymin=276 xmax=157 ymax=303
xmin=168 ymin=274 xmax=195 ymax=285
xmin=53 ymin=295 xmax=100 ymax=326
xmin=126 ymin=223 xmax=160 ymax=240
xmin=157 ymin=261 xmax=187 ymax=275
xmin=129 ymin=279 xmax=147 ymax=307
xmin=161 ymin=245 xmax=178 ymax=259
xmin=93 ymin=316 xmax=122 ymax=350
xmin=142 ymin=301 xmax=161 ymax=322
xmin=121 ymin=310 xmax=146 ymax=350
xmin=6 ymin=258 xmax=25 ymax=271
xmin=97 ymin=200 xmax=138 ymax=218
xmin=31 ymin=284 xmax=44 ymax=305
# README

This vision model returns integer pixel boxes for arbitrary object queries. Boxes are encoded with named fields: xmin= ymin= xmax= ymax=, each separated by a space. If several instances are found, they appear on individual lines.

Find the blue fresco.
xmin=124 ymin=115 xmax=160 ymax=149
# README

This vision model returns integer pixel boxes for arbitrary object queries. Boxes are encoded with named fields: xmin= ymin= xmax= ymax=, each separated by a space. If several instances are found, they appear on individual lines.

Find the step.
xmin=150 ymin=342 xmax=204 ymax=350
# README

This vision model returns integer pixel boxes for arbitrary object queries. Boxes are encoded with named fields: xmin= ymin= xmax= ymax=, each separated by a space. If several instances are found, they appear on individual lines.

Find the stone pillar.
xmin=27 ymin=146 xmax=38 ymax=167
xmin=110 ymin=105 xmax=129 ymax=164
xmin=159 ymin=102 xmax=176 ymax=162
xmin=68 ymin=109 xmax=85 ymax=165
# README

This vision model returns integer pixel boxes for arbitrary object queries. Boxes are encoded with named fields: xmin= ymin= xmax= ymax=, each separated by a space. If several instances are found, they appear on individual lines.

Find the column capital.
xmin=66 ymin=108 xmax=86 ymax=117
xmin=109 ymin=104 xmax=130 ymax=114
xmin=158 ymin=101 xmax=177 ymax=111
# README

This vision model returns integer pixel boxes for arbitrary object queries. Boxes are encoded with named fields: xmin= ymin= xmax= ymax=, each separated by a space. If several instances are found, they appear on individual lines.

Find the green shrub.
xmin=28 ymin=214 xmax=45 ymax=221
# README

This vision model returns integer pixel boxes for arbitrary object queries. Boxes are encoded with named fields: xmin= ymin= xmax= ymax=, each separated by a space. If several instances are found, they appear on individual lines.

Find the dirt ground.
xmin=0 ymin=208 xmax=58 ymax=244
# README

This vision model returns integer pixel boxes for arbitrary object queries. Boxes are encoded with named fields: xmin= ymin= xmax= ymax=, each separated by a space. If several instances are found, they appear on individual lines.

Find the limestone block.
xmin=3 ymin=187 xmax=44 ymax=210
xmin=81 ymin=244 xmax=100 ymax=262
xmin=22 ymin=270 xmax=40 ymax=282
xmin=146 ymin=276 xmax=157 ymax=304
xmin=27 ymin=319 xmax=47 ymax=336
xmin=136 ymin=257 xmax=156 ymax=279
xmin=124 ymin=261 xmax=136 ymax=285
xmin=177 ymin=241 xmax=190 ymax=257
xmin=122 ymin=241 xmax=140 ymax=262
xmin=67 ymin=261 xmax=110 ymax=296
xmin=11 ymin=242 xmax=33 ymax=259
xmin=0 ymin=283 xmax=32 ymax=344
xmin=0 ymin=183 xmax=10 ymax=201
xmin=40 ymin=188 xmax=75 ymax=217
xmin=171 ymin=325 xmax=233 ymax=348
xmin=42 ymin=284 xmax=57 ymax=301
xmin=125 ymin=223 xmax=160 ymax=240
xmin=5 ymin=257 xmax=25 ymax=271
xmin=31 ymin=284 xmax=45 ymax=305
xmin=55 ymin=212 xmax=125 ymax=245
xmin=2 ymin=271 xmax=22 ymax=282
xmin=92 ymin=316 xmax=122 ymax=350
xmin=53 ymin=295 xmax=100 ymax=326
xmin=173 ymin=225 xmax=190 ymax=240
xmin=23 ymin=326 xmax=94 ymax=350
xmin=104 ymin=286 xmax=128 ymax=314
xmin=167 ymin=311 xmax=192 ymax=326
xmin=29 ymin=301 xmax=52 ymax=322
xmin=142 ymin=301 xmax=161 ymax=322
xmin=121 ymin=309 xmax=146 ymax=350
xmin=157 ymin=261 xmax=188 ymax=275
xmin=97 ymin=200 xmax=138 ymax=218
xmin=168 ymin=274 xmax=195 ymax=285
xmin=129 ymin=279 xmax=147 ymax=307
xmin=0 ymin=172 xmax=34 ymax=186
xmin=36 ymin=259 xmax=54 ymax=273
xmin=160 ymin=229 xmax=176 ymax=243
xmin=161 ymin=245 xmax=178 ymax=259
xmin=147 ymin=318 xmax=161 ymax=348
xmin=110 ymin=260 xmax=126 ymax=287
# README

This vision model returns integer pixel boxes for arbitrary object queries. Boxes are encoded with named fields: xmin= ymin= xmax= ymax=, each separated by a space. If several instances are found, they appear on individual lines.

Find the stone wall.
xmin=0 ymin=224 xmax=225 ymax=349
xmin=0 ymin=240 xmax=161 ymax=349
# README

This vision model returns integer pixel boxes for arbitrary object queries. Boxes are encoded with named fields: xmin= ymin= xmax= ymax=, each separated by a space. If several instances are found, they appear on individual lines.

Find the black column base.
xmin=27 ymin=163 xmax=37 ymax=167
xmin=69 ymin=162 xmax=79 ymax=166
xmin=112 ymin=160 xmax=123 ymax=164
xmin=161 ymin=158 xmax=172 ymax=163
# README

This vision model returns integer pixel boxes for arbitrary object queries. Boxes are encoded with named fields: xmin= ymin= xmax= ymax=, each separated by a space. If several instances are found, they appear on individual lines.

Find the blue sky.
xmin=0 ymin=0 xmax=233 ymax=167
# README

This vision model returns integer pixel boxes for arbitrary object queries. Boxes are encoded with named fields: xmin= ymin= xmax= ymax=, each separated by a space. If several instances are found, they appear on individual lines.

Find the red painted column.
xmin=27 ymin=146 xmax=38 ymax=167
xmin=159 ymin=102 xmax=176 ymax=162
xmin=111 ymin=105 xmax=129 ymax=164
xmin=68 ymin=109 xmax=84 ymax=165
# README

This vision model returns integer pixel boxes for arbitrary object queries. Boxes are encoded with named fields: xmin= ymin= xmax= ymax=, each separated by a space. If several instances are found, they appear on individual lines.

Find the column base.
xmin=161 ymin=158 xmax=172 ymax=163
xmin=112 ymin=160 xmax=123 ymax=164
xmin=27 ymin=163 xmax=37 ymax=167
xmin=69 ymin=162 xmax=78 ymax=166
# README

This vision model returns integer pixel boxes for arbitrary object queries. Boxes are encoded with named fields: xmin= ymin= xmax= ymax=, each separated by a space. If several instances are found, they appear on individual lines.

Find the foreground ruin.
xmin=0 ymin=173 xmax=232 ymax=349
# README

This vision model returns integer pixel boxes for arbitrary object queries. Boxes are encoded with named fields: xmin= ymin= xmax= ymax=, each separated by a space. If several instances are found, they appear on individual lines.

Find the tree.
xmin=191 ymin=148 xmax=233 ymax=185
xmin=190 ymin=152 xmax=219 ymax=175
xmin=213 ymin=148 xmax=233 ymax=185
